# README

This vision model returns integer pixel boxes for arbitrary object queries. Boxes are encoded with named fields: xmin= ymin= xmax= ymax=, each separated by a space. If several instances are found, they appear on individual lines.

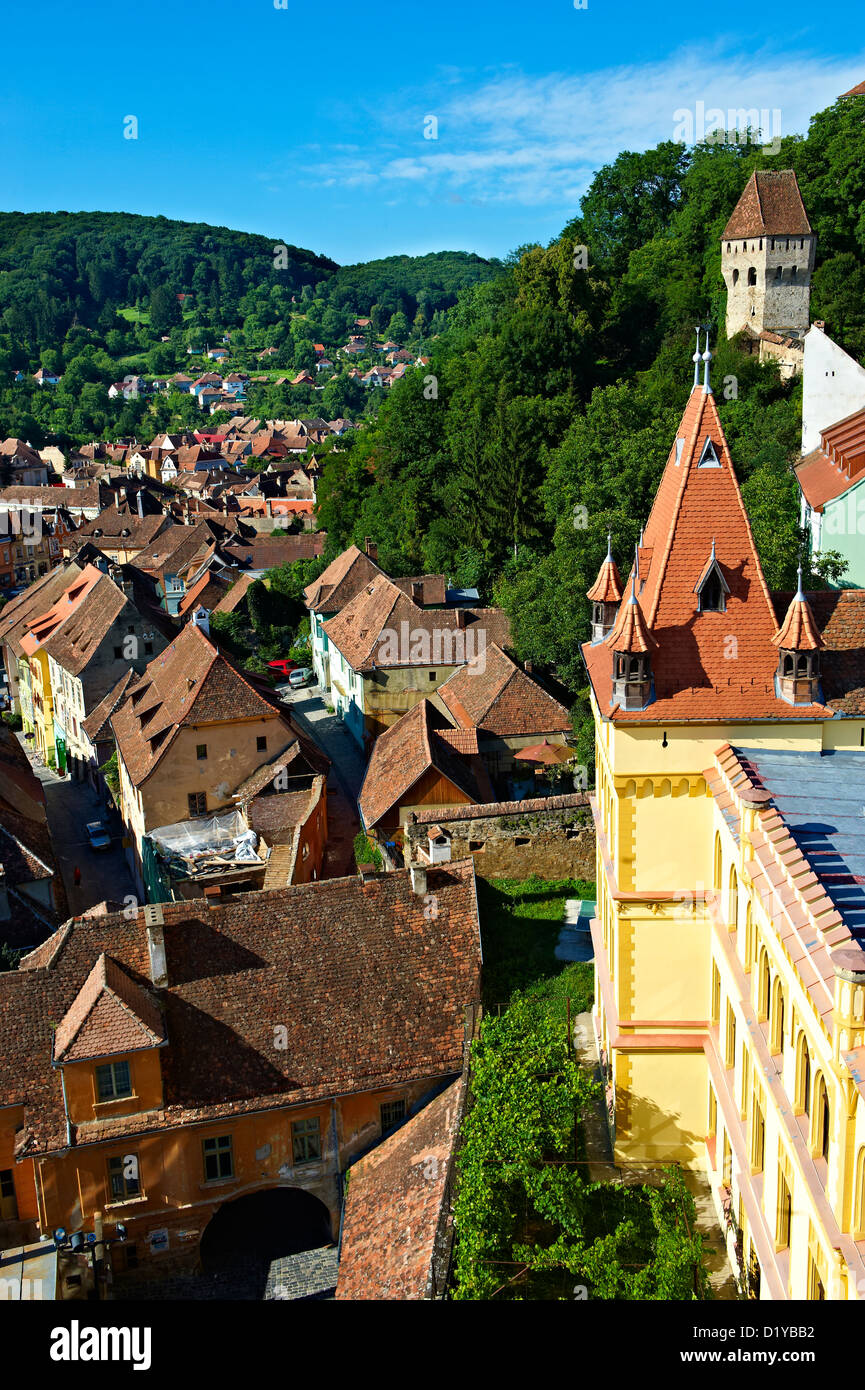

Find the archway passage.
xmin=200 ymin=1187 xmax=333 ymax=1270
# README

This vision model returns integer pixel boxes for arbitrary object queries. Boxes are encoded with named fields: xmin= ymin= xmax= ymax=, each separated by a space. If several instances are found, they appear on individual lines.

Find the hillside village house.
xmin=0 ymin=862 xmax=481 ymax=1285
xmin=584 ymin=348 xmax=865 ymax=1299
xmin=358 ymin=699 xmax=492 ymax=854
xmin=0 ymin=439 xmax=50 ymax=485
xmin=110 ymin=621 xmax=324 ymax=900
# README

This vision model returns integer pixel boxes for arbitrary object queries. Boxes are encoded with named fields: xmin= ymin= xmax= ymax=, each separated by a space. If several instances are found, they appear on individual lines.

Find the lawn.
xmin=477 ymin=873 xmax=595 ymax=1009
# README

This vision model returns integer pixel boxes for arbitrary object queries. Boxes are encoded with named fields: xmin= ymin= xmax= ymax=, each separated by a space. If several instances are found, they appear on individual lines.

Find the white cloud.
xmin=265 ymin=43 xmax=865 ymax=212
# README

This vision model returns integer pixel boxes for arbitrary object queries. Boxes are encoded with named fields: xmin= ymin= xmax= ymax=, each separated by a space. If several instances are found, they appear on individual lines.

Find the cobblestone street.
xmin=113 ymin=1245 xmax=338 ymax=1302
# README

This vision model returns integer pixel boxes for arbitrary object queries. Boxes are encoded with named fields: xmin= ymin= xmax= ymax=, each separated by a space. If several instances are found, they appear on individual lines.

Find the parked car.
xmin=267 ymin=657 xmax=299 ymax=679
xmin=287 ymin=667 xmax=315 ymax=689
xmin=86 ymin=821 xmax=111 ymax=851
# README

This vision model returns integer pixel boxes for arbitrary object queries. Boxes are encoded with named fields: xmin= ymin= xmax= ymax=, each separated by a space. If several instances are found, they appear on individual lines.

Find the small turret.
xmin=605 ymin=574 xmax=656 ymax=711
xmin=586 ymin=534 xmax=623 ymax=643
xmin=770 ymin=566 xmax=824 ymax=704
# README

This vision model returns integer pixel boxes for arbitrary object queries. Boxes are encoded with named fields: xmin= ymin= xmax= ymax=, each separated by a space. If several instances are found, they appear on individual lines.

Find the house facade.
xmin=0 ymin=862 xmax=481 ymax=1285
xmin=583 ymin=360 xmax=865 ymax=1299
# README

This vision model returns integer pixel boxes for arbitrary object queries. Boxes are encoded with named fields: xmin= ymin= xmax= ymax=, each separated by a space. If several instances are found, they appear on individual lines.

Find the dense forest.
xmin=312 ymin=94 xmax=865 ymax=760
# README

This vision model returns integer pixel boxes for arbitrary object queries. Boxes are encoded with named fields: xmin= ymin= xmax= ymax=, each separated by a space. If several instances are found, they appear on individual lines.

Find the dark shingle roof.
xmin=6 ymin=863 xmax=481 ymax=1156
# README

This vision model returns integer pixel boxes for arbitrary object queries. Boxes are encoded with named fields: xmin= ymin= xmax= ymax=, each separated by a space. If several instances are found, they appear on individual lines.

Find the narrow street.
xmin=20 ymin=738 xmax=137 ymax=917
xmin=278 ymin=681 xmax=366 ymax=879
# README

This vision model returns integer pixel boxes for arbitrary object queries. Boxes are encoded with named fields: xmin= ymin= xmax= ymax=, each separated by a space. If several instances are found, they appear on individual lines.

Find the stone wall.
xmin=404 ymin=792 xmax=596 ymax=882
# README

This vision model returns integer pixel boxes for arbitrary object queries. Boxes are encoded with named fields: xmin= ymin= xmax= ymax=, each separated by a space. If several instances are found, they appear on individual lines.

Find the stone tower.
xmin=721 ymin=169 xmax=815 ymax=342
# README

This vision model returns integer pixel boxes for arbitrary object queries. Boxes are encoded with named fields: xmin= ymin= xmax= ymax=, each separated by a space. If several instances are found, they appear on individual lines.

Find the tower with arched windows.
xmin=721 ymin=169 xmax=815 ymax=357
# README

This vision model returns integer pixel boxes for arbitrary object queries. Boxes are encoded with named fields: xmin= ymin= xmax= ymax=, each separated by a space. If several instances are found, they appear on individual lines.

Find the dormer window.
xmin=697 ymin=437 xmax=721 ymax=469
xmin=695 ymin=545 xmax=729 ymax=613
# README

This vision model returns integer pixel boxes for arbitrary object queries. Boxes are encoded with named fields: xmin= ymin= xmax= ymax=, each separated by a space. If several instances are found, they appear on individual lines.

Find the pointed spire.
xmin=605 ymin=573 xmax=657 ymax=654
xmin=692 ymin=326 xmax=702 ymax=389
xmin=586 ymin=539 xmax=623 ymax=604
xmin=702 ymin=334 xmax=713 ymax=394
xmin=634 ymin=540 xmax=640 ymax=585
xmin=771 ymin=574 xmax=824 ymax=651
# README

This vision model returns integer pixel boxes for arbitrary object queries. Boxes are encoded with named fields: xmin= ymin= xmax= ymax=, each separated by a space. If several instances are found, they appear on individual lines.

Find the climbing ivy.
xmin=452 ymin=970 xmax=710 ymax=1300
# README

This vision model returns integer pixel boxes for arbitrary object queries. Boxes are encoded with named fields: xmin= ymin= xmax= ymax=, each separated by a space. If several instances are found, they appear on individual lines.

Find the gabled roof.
xmin=53 ymin=953 xmax=166 ymax=1063
xmin=324 ymin=574 xmax=511 ymax=673
xmin=722 ymin=169 xmax=812 ymax=240
xmin=6 ymin=864 xmax=481 ymax=1155
xmin=81 ymin=669 xmax=135 ymax=744
xmin=358 ymin=699 xmax=489 ymax=830
xmin=0 ymin=564 xmax=85 ymax=660
xmin=582 ymin=384 xmax=829 ymax=721
xmin=111 ymin=623 xmax=285 ymax=787
xmin=438 ymin=643 xmax=571 ymax=737
xmin=303 ymin=545 xmax=382 ymax=615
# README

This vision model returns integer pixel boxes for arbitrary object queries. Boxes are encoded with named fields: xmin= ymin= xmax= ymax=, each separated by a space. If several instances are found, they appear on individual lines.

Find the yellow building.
xmin=583 ymin=354 xmax=865 ymax=1299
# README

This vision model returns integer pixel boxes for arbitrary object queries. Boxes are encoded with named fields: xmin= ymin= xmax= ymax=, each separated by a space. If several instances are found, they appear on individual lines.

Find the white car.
xmin=86 ymin=821 xmax=111 ymax=851
xmin=287 ymin=667 xmax=314 ymax=689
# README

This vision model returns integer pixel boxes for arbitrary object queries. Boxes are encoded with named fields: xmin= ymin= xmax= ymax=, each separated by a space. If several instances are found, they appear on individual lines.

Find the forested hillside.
xmin=314 ymin=94 xmax=865 ymax=759
xmin=0 ymin=214 xmax=501 ymax=442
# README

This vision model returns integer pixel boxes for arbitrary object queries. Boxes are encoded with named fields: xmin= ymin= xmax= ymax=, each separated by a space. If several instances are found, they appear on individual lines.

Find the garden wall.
xmin=404 ymin=792 xmax=595 ymax=881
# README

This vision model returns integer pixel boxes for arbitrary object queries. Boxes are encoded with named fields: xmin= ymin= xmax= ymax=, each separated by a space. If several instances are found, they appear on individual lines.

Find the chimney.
xmin=137 ymin=489 xmax=144 ymax=519
xmin=143 ymin=904 xmax=168 ymax=986
xmin=409 ymin=862 xmax=427 ymax=896
xmin=524 ymin=659 xmax=534 ymax=674
xmin=813 ymin=320 xmax=826 ymax=332
xmin=456 ymin=607 xmax=467 ymax=630
xmin=204 ymin=884 xmax=221 ymax=906
xmin=365 ymin=537 xmax=377 ymax=563
xmin=411 ymin=580 xmax=423 ymax=604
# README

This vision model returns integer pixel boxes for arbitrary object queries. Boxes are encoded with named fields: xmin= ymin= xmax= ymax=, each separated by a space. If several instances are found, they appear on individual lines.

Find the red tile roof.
xmin=794 ymin=449 xmax=856 ymax=512
xmin=336 ymin=1077 xmax=464 ymax=1300
xmin=324 ymin=574 xmax=511 ymax=673
xmin=604 ymin=578 xmax=657 ymax=655
xmin=438 ymin=643 xmax=571 ymax=737
xmin=358 ymin=699 xmax=487 ymax=830
xmin=7 ymin=864 xmax=481 ymax=1155
xmin=771 ymin=586 xmax=824 ymax=652
xmin=582 ymin=385 xmax=830 ymax=722
xmin=770 ymin=589 xmax=865 ymax=714
xmin=111 ymin=623 xmax=287 ymax=787
xmin=722 ymin=170 xmax=812 ymax=239
xmin=53 ymin=953 xmax=167 ymax=1063
xmin=586 ymin=549 xmax=623 ymax=604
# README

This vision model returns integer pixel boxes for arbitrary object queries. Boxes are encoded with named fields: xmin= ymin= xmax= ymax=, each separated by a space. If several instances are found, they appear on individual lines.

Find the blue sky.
xmin=2 ymin=0 xmax=863 ymax=265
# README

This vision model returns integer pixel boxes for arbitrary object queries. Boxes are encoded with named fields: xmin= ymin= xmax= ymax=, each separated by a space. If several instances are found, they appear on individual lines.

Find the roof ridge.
xmin=646 ymin=389 xmax=706 ymax=629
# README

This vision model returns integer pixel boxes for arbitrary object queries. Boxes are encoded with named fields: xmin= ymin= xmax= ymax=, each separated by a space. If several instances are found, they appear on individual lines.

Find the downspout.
xmin=58 ymin=1063 xmax=73 ymax=1149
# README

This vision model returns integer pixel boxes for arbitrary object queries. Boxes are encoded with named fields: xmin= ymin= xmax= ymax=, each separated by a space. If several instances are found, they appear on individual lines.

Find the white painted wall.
xmin=801 ymin=326 xmax=865 ymax=454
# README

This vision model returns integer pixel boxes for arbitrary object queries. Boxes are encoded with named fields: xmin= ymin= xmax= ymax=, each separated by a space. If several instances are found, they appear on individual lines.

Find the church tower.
xmin=721 ymin=169 xmax=815 ymax=343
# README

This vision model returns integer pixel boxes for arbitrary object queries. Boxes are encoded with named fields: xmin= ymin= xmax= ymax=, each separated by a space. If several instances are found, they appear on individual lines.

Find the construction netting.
xmin=147 ymin=809 xmax=265 ymax=880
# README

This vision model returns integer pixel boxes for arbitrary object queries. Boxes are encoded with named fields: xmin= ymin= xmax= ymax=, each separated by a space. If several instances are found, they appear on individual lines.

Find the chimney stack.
xmin=409 ymin=862 xmax=427 ymax=897
xmin=365 ymin=537 xmax=377 ymax=563
xmin=456 ymin=607 xmax=467 ymax=630
xmin=143 ymin=904 xmax=168 ymax=986
xmin=358 ymin=863 xmax=376 ymax=883
xmin=411 ymin=580 xmax=423 ymax=604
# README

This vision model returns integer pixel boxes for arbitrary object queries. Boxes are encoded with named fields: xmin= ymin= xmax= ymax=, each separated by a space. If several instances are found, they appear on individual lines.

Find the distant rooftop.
xmin=735 ymin=747 xmax=865 ymax=937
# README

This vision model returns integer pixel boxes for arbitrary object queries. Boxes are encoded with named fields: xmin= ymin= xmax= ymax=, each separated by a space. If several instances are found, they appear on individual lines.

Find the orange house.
xmin=0 ymin=862 xmax=481 ymax=1290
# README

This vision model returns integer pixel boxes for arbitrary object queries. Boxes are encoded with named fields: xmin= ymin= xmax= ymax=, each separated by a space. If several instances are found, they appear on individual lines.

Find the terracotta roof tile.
xmin=438 ymin=644 xmax=571 ymax=737
xmin=54 ymin=953 xmax=166 ymax=1063
xmin=336 ymin=1077 xmax=464 ymax=1300
xmin=722 ymin=170 xmax=812 ymax=239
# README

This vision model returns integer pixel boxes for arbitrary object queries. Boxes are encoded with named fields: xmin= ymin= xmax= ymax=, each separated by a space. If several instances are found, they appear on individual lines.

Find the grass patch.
xmin=478 ymin=874 xmax=595 ymax=1008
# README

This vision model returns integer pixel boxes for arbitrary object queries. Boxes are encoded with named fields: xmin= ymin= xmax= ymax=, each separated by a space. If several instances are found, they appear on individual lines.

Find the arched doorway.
xmin=200 ymin=1186 xmax=333 ymax=1269
xmin=196 ymin=1186 xmax=336 ymax=1297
